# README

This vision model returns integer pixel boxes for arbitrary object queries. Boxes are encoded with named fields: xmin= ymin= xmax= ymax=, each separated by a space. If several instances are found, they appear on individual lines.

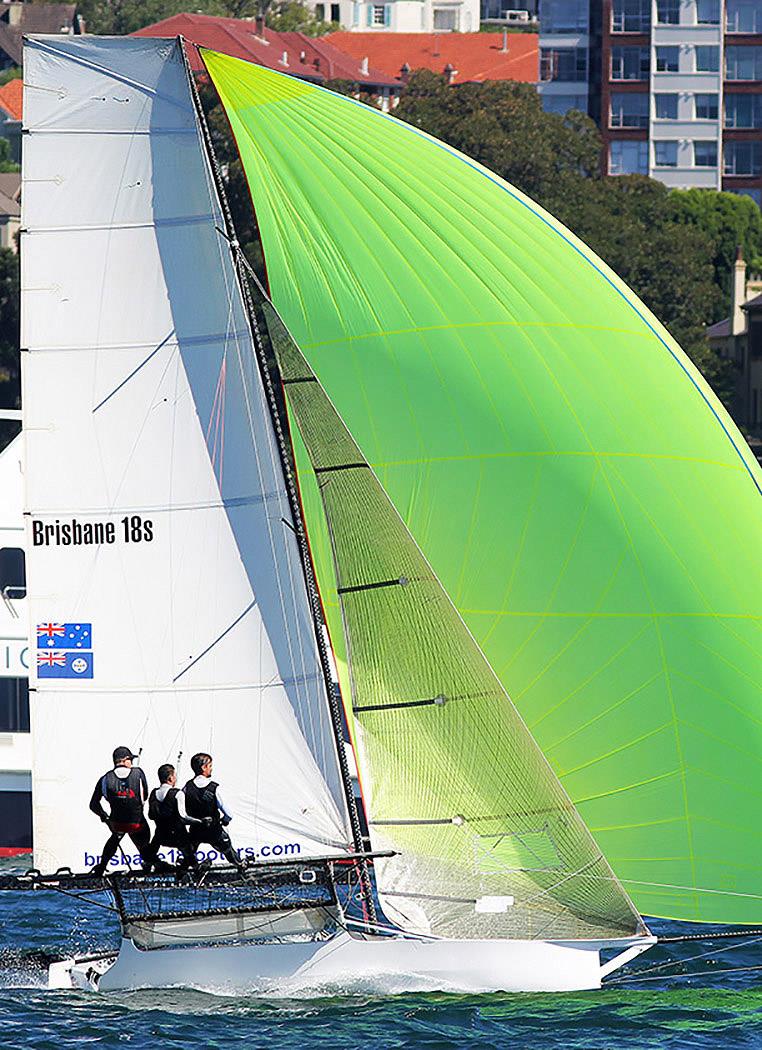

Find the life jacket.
xmin=184 ymin=778 xmax=220 ymax=825
xmin=102 ymin=768 xmax=144 ymax=825
xmin=148 ymin=786 xmax=180 ymax=837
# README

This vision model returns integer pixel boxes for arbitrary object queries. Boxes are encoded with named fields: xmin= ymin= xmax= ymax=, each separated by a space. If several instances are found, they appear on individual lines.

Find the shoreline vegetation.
xmin=2 ymin=40 xmax=761 ymax=446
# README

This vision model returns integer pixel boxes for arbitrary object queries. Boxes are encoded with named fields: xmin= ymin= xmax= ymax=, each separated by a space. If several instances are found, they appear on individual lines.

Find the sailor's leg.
xmin=91 ymin=831 xmax=123 ymax=875
xmin=141 ymin=831 xmax=162 ymax=872
xmin=213 ymin=829 xmax=243 ymax=869
xmin=128 ymin=821 xmax=155 ymax=870
xmin=175 ymin=829 xmax=200 ymax=872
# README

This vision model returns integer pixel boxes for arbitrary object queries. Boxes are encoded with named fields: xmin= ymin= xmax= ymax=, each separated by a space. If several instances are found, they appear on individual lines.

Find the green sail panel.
xmin=204 ymin=51 xmax=762 ymax=924
xmin=262 ymin=299 xmax=645 ymax=941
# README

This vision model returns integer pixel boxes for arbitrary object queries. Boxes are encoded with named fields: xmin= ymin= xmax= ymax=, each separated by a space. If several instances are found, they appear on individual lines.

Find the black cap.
xmin=112 ymin=746 xmax=137 ymax=763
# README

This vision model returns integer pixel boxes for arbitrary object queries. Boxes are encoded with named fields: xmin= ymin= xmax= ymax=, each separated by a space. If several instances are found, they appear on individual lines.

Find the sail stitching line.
xmin=173 ymin=598 xmax=257 ymax=682
xmin=93 ymin=329 xmax=175 ymax=412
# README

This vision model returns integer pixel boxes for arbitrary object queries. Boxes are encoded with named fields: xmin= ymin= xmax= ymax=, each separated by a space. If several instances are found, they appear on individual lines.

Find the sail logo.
xmin=36 ymin=622 xmax=93 ymax=679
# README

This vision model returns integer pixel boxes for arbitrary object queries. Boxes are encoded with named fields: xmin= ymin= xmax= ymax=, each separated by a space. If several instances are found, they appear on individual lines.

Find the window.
xmin=724 ymin=141 xmax=762 ymax=175
xmin=695 ymin=93 xmax=718 ymax=119
xmin=315 ymin=2 xmax=325 ymax=16
xmin=693 ymin=140 xmax=717 ymax=166
xmin=541 ymin=0 xmax=588 ymax=32
xmin=694 ymin=45 xmax=719 ymax=72
xmin=612 ymin=0 xmax=650 ymax=32
xmin=352 ymin=1 xmax=359 ymax=23
xmin=540 ymin=48 xmax=587 ymax=82
xmin=542 ymin=93 xmax=588 ymax=114
xmin=654 ymin=93 xmax=678 ymax=119
xmin=0 ymin=548 xmax=24 ymax=600
xmin=654 ymin=140 xmax=679 ymax=166
xmin=726 ymin=0 xmax=761 ymax=32
xmin=696 ymin=0 xmax=720 ymax=23
xmin=433 ymin=6 xmax=456 ymax=28
xmin=656 ymin=46 xmax=679 ymax=72
xmin=610 ymin=92 xmax=649 ymax=128
xmin=655 ymin=0 xmax=679 ymax=24
xmin=726 ymin=47 xmax=762 ymax=81
xmin=330 ymin=2 xmax=340 ymax=19
xmin=725 ymin=93 xmax=762 ymax=129
xmin=369 ymin=3 xmax=388 ymax=24
xmin=610 ymin=140 xmax=648 ymax=174
xmin=611 ymin=46 xmax=650 ymax=80
xmin=0 ymin=678 xmax=29 ymax=733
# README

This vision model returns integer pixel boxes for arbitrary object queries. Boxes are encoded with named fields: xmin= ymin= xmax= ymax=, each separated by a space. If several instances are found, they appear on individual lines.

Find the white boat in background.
xmin=0 ymin=420 xmax=31 ymax=858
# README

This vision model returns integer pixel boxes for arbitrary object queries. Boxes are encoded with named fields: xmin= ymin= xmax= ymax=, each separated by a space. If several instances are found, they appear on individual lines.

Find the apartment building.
xmin=538 ymin=0 xmax=762 ymax=206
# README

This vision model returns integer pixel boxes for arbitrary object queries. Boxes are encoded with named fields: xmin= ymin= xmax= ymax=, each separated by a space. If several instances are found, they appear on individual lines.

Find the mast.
xmin=181 ymin=42 xmax=375 ymax=921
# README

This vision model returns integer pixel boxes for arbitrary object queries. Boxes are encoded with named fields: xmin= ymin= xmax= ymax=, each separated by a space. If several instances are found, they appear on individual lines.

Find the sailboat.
xmin=6 ymin=32 xmax=759 ymax=993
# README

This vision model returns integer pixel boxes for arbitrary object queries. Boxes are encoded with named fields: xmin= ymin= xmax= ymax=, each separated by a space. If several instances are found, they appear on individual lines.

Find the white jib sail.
xmin=21 ymin=36 xmax=352 ymax=873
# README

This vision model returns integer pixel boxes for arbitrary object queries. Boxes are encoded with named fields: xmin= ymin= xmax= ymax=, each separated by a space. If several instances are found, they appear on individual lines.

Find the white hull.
xmin=56 ymin=931 xmax=655 ymax=995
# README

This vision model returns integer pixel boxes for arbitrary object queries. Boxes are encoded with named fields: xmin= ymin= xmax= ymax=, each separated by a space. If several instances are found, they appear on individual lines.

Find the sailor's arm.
xmin=177 ymin=788 xmax=204 ymax=826
xmin=89 ymin=777 xmax=109 ymax=822
xmin=216 ymin=787 xmax=232 ymax=826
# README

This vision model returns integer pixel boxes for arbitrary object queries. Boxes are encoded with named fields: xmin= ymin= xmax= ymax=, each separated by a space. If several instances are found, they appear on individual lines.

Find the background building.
xmin=539 ymin=0 xmax=762 ymax=206
xmin=307 ymin=0 xmax=481 ymax=32
xmin=707 ymin=249 xmax=762 ymax=432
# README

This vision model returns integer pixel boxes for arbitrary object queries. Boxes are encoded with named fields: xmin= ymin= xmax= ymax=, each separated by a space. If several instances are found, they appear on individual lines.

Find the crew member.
xmin=184 ymin=752 xmax=244 ymax=870
xmin=89 ymin=746 xmax=153 ymax=876
xmin=145 ymin=763 xmax=209 ymax=876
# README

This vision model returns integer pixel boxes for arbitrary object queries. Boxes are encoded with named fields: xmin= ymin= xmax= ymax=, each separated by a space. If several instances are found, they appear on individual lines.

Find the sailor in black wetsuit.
xmin=89 ymin=746 xmax=153 ymax=876
xmin=145 ymin=763 xmax=208 ymax=875
xmin=184 ymin=752 xmax=244 ymax=871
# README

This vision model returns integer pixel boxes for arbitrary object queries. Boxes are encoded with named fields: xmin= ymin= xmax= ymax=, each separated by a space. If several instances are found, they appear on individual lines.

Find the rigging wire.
xmin=608 ymin=933 xmax=762 ymax=984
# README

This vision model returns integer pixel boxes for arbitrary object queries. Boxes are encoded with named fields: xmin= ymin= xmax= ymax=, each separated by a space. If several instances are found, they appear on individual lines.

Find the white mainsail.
xmin=22 ymin=36 xmax=352 ymax=872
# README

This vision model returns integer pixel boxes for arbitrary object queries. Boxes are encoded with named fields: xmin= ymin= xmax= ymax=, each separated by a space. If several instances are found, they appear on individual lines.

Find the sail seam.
xmin=173 ymin=598 xmax=257 ymax=682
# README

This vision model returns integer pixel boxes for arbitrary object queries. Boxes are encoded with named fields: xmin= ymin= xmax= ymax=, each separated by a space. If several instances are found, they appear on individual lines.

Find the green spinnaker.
xmin=203 ymin=50 xmax=762 ymax=924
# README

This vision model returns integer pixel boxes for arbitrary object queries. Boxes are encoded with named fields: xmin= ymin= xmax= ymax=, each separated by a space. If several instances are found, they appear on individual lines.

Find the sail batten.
xmin=261 ymin=300 xmax=645 ymax=942
xmin=22 ymin=36 xmax=352 ymax=873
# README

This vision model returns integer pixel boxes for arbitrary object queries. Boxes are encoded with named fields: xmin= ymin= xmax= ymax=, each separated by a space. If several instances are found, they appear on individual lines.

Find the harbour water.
xmin=1 ymin=863 xmax=761 ymax=1050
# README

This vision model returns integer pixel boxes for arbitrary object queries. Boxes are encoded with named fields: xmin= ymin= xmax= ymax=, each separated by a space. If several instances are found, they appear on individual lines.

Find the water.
xmin=2 ymin=870 xmax=761 ymax=1050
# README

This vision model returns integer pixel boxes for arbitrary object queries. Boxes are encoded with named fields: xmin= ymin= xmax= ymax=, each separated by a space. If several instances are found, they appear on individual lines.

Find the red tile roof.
xmin=324 ymin=31 xmax=538 ymax=83
xmin=134 ymin=14 xmax=399 ymax=88
xmin=0 ymin=78 xmax=22 ymax=121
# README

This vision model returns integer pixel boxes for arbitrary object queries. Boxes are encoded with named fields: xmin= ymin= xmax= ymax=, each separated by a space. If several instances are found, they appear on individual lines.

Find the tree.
xmin=0 ymin=248 xmax=19 ymax=410
xmin=669 ymin=188 xmax=762 ymax=319
xmin=77 ymin=0 xmax=331 ymax=34
xmin=396 ymin=74 xmax=601 ymax=203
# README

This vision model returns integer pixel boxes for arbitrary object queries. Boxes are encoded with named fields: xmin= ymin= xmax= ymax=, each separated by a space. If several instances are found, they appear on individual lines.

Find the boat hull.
xmin=69 ymin=932 xmax=653 ymax=994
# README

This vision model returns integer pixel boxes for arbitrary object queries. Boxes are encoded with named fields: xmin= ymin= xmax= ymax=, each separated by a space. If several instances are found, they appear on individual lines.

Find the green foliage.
xmin=0 ymin=247 xmax=19 ymax=409
xmin=395 ymin=74 xmax=600 ymax=201
xmin=268 ymin=1 xmax=337 ymax=33
xmin=0 ymin=67 xmax=22 ymax=87
xmin=669 ymin=188 xmax=762 ymax=319
xmin=78 ymin=0 xmax=328 ymax=33
xmin=0 ymin=137 xmax=18 ymax=173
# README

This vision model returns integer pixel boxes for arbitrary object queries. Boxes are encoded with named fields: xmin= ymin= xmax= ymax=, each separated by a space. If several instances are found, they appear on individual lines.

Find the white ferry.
xmin=0 ymin=415 xmax=31 ymax=857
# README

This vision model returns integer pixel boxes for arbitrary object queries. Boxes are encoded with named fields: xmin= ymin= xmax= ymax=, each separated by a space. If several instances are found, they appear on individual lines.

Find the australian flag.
xmin=37 ymin=623 xmax=93 ymax=679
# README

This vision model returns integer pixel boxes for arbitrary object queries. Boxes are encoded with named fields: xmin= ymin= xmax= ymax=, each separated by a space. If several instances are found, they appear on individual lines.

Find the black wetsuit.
xmin=184 ymin=777 xmax=241 ymax=867
xmin=88 ymin=767 xmax=151 ymax=875
xmin=145 ymin=786 xmax=199 ymax=872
